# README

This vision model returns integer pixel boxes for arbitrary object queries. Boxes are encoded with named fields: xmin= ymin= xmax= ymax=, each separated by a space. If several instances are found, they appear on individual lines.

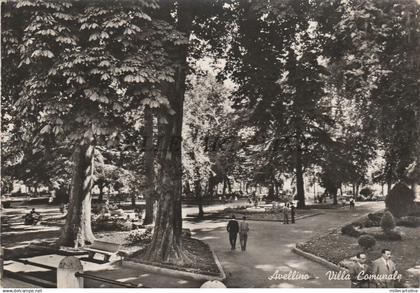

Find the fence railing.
xmin=75 ymin=272 xmax=145 ymax=288
xmin=4 ymin=256 xmax=148 ymax=288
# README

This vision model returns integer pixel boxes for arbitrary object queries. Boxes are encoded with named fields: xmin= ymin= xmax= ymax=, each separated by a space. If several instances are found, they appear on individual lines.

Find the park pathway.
xmin=184 ymin=201 xmax=385 ymax=288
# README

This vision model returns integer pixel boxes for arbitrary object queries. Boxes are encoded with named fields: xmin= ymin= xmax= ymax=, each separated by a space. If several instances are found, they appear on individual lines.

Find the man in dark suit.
xmin=227 ymin=215 xmax=239 ymax=250
xmin=372 ymin=248 xmax=398 ymax=288
xmin=350 ymin=252 xmax=371 ymax=288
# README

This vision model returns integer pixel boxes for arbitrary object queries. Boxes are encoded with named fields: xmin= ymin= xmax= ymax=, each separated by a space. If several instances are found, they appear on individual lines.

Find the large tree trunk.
xmin=296 ymin=145 xmax=306 ymax=208
xmin=332 ymin=187 xmax=338 ymax=205
xmin=226 ymin=176 xmax=232 ymax=194
xmin=57 ymin=144 xmax=95 ymax=248
xmin=131 ymin=193 xmax=136 ymax=209
xmin=34 ymin=183 xmax=39 ymax=196
xmin=194 ymin=175 xmax=204 ymax=219
xmin=98 ymin=183 xmax=104 ymax=202
xmin=143 ymin=106 xmax=155 ymax=225
xmin=144 ymin=0 xmax=193 ymax=265
xmin=274 ymin=179 xmax=279 ymax=198
xmin=207 ymin=176 xmax=216 ymax=198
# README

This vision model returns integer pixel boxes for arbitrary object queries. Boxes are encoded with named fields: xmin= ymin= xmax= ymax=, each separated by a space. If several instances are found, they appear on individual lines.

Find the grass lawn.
xmin=298 ymin=226 xmax=420 ymax=287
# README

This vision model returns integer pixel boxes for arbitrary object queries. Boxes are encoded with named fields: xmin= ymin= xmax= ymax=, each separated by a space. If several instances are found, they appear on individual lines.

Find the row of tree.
xmin=2 ymin=0 xmax=419 ymax=265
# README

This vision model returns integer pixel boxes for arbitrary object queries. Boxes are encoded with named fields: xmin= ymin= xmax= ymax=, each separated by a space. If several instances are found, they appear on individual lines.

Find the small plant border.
xmin=120 ymin=240 xmax=226 ymax=282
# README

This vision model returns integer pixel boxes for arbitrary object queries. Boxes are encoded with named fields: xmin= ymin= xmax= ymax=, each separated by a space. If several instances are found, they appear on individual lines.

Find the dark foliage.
xmin=385 ymin=183 xmax=416 ymax=217
xmin=358 ymin=235 xmax=376 ymax=250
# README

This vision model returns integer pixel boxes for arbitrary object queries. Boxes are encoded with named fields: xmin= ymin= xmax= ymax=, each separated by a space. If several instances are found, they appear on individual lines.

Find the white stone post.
xmin=200 ymin=280 xmax=226 ymax=288
xmin=57 ymin=256 xmax=84 ymax=288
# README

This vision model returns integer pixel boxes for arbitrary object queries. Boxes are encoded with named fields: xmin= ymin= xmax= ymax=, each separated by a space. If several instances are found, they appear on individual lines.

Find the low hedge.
xmin=341 ymin=224 xmax=365 ymax=237
xmin=374 ymin=230 xmax=402 ymax=241
xmin=396 ymin=216 xmax=420 ymax=228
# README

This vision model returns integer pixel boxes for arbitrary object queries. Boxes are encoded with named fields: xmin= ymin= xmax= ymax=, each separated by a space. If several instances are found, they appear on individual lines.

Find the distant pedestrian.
xmin=283 ymin=204 xmax=289 ymax=224
xmin=290 ymin=202 xmax=296 ymax=223
xmin=350 ymin=198 xmax=355 ymax=209
xmin=239 ymin=216 xmax=249 ymax=251
xmin=226 ymin=215 xmax=239 ymax=250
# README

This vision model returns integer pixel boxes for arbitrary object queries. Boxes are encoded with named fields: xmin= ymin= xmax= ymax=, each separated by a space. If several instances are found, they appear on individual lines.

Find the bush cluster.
xmin=396 ymin=216 xmax=420 ymax=228
xmin=380 ymin=210 xmax=396 ymax=233
xmin=358 ymin=235 xmax=376 ymax=251
xmin=385 ymin=182 xmax=415 ymax=217
xmin=126 ymin=227 xmax=153 ymax=246
xmin=92 ymin=217 xmax=132 ymax=232
xmin=341 ymin=224 xmax=363 ymax=237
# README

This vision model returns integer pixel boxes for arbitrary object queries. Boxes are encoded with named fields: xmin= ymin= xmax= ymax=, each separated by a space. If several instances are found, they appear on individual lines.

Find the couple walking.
xmin=226 ymin=215 xmax=249 ymax=251
xmin=283 ymin=202 xmax=296 ymax=224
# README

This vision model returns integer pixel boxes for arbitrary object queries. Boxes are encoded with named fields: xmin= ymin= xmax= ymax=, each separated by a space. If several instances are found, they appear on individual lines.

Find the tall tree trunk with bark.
xmin=295 ymin=145 xmax=306 ymax=208
xmin=194 ymin=173 xmax=204 ymax=219
xmin=225 ymin=176 xmax=232 ymax=194
xmin=143 ymin=106 xmax=155 ymax=225
xmin=274 ymin=179 xmax=279 ymax=198
xmin=144 ymin=0 xmax=194 ymax=265
xmin=57 ymin=144 xmax=95 ymax=247
xmin=131 ymin=193 xmax=136 ymax=209
xmin=332 ymin=187 xmax=338 ymax=205
xmin=98 ymin=183 xmax=104 ymax=202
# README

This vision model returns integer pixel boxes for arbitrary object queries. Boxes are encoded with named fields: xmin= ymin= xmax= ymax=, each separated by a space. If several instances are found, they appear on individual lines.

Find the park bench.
xmin=83 ymin=240 xmax=120 ymax=262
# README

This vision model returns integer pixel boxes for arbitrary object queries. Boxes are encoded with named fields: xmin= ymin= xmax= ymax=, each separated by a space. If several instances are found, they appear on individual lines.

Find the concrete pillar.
xmin=57 ymin=256 xmax=84 ymax=288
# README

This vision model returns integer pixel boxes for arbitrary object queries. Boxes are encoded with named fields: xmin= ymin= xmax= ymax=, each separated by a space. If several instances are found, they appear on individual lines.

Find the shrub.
xmin=341 ymin=224 xmax=362 ymax=237
xmin=385 ymin=182 xmax=416 ymax=217
xmin=360 ymin=187 xmax=374 ymax=198
xmin=92 ymin=217 xmax=132 ymax=232
xmin=225 ymin=207 xmax=234 ymax=212
xmin=358 ymin=235 xmax=376 ymax=251
xmin=366 ymin=213 xmax=383 ymax=227
xmin=126 ymin=227 xmax=153 ymax=246
xmin=2 ymin=202 xmax=11 ymax=208
xmin=374 ymin=230 xmax=402 ymax=241
xmin=396 ymin=216 xmax=420 ymax=228
xmin=381 ymin=210 xmax=396 ymax=233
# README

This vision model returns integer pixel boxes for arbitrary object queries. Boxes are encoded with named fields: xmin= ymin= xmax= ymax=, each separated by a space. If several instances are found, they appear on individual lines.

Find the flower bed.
xmin=298 ymin=225 xmax=420 ymax=287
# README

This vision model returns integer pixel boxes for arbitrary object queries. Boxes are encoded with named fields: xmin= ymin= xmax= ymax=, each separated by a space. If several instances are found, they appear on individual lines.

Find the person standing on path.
xmin=227 ymin=215 xmax=239 ymax=250
xmin=283 ymin=203 xmax=289 ymax=224
xmin=239 ymin=216 xmax=249 ymax=251
xmin=349 ymin=198 xmax=355 ymax=209
xmin=372 ymin=249 xmax=398 ymax=288
xmin=290 ymin=202 xmax=296 ymax=223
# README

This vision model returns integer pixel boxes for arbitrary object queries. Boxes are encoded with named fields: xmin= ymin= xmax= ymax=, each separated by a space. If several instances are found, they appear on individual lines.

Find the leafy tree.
xmin=2 ymin=0 xmax=183 ymax=247
xmin=183 ymin=72 xmax=234 ymax=217
xmin=328 ymin=0 xmax=420 ymax=193
xmin=217 ymin=0 xmax=341 ymax=208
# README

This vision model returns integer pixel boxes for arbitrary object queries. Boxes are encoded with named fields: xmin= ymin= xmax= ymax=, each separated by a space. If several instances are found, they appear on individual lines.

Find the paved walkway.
xmin=2 ymin=201 xmax=384 ymax=288
xmin=184 ymin=201 xmax=385 ymax=288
